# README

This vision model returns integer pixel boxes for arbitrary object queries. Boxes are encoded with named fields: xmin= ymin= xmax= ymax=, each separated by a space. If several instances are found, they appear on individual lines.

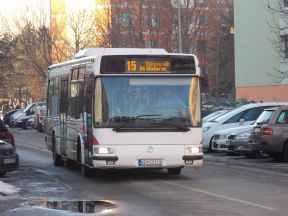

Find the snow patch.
xmin=0 ymin=181 xmax=20 ymax=197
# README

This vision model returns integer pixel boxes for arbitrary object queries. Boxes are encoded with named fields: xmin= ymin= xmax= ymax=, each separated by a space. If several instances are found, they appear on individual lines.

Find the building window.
xmin=194 ymin=0 xmax=207 ymax=3
xmin=197 ymin=15 xmax=206 ymax=26
xmin=283 ymin=35 xmax=288 ymax=58
xmin=197 ymin=40 xmax=207 ymax=52
xmin=145 ymin=14 xmax=160 ymax=28
xmin=284 ymin=0 xmax=288 ymax=8
xmin=117 ymin=13 xmax=132 ymax=26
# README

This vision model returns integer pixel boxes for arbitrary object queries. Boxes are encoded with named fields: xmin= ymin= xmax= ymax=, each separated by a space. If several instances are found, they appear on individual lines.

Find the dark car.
xmin=3 ymin=109 xmax=21 ymax=126
xmin=14 ymin=115 xmax=34 ymax=129
xmin=0 ymin=119 xmax=19 ymax=176
xmin=249 ymin=106 xmax=288 ymax=161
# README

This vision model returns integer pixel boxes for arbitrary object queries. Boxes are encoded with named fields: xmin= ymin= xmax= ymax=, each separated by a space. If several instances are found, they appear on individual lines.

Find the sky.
xmin=0 ymin=0 xmax=50 ymax=33
xmin=0 ymin=0 xmax=97 ymax=33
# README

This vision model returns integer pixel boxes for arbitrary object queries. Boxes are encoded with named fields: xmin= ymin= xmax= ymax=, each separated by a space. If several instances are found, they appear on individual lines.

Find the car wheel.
xmin=167 ymin=167 xmax=182 ymax=175
xmin=270 ymin=153 xmax=284 ymax=162
xmin=252 ymin=150 xmax=266 ymax=159
xmin=208 ymin=137 xmax=214 ymax=152
xmin=283 ymin=142 xmax=288 ymax=162
xmin=52 ymin=135 xmax=64 ymax=166
xmin=0 ymin=171 xmax=7 ymax=177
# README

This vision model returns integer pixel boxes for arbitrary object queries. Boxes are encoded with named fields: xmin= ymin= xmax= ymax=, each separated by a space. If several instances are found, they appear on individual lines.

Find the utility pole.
xmin=178 ymin=0 xmax=182 ymax=53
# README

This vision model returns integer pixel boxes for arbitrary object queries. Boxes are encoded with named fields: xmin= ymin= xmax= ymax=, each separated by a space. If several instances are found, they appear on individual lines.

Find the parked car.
xmin=26 ymin=117 xmax=35 ymax=129
xmin=3 ymin=109 xmax=21 ymax=126
xmin=202 ymin=109 xmax=231 ymax=123
xmin=249 ymin=106 xmax=288 ymax=161
xmin=226 ymin=108 xmax=278 ymax=158
xmin=0 ymin=119 xmax=15 ymax=146
xmin=34 ymin=105 xmax=46 ymax=132
xmin=15 ymin=115 xmax=35 ymax=129
xmin=226 ymin=127 xmax=255 ymax=156
xmin=203 ymin=102 xmax=288 ymax=150
xmin=0 ymin=119 xmax=19 ymax=176
xmin=211 ymin=125 xmax=253 ymax=153
xmin=11 ymin=102 xmax=45 ymax=127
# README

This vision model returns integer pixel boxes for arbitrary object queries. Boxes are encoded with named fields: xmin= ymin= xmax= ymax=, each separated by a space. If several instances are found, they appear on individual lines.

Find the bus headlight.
xmin=186 ymin=146 xmax=202 ymax=154
xmin=94 ymin=147 xmax=114 ymax=154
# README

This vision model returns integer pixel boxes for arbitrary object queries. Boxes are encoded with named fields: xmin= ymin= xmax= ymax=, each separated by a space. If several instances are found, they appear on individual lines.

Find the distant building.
xmin=50 ymin=0 xmax=234 ymax=96
xmin=234 ymin=0 xmax=288 ymax=102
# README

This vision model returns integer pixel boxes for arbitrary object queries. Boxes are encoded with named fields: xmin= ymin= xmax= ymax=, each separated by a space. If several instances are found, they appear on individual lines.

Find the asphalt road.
xmin=1 ymin=128 xmax=288 ymax=216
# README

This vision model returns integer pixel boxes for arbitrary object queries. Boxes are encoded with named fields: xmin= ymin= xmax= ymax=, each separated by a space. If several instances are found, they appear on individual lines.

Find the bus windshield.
xmin=94 ymin=76 xmax=201 ymax=129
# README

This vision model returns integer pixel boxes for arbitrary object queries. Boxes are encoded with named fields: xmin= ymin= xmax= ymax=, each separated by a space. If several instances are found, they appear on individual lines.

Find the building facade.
xmin=234 ymin=0 xmax=288 ymax=102
xmin=50 ymin=0 xmax=234 ymax=96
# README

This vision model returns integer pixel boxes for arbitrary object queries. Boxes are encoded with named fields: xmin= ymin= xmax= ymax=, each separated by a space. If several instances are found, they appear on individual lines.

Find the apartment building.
xmin=234 ymin=0 xmax=288 ymax=102
xmin=50 ymin=0 xmax=233 ymax=96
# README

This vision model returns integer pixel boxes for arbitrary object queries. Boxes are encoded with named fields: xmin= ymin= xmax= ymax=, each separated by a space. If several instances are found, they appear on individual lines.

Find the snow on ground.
xmin=0 ymin=181 xmax=20 ymax=197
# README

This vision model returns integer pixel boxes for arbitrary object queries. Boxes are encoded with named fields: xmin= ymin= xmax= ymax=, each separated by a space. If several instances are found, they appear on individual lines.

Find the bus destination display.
xmin=126 ymin=58 xmax=171 ymax=73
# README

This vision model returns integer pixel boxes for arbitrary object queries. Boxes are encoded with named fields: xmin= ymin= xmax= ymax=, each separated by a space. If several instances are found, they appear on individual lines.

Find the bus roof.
xmin=75 ymin=48 xmax=168 ymax=59
xmin=49 ymin=48 xmax=200 ymax=76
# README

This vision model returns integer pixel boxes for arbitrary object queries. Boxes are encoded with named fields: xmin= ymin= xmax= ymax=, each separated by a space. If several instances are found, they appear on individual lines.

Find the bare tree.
xmin=51 ymin=8 xmax=105 ymax=61
xmin=267 ymin=0 xmax=288 ymax=81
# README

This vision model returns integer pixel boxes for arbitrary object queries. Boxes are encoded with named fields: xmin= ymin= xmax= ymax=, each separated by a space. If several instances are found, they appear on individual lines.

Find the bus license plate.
xmin=3 ymin=158 xmax=16 ymax=164
xmin=138 ymin=159 xmax=163 ymax=167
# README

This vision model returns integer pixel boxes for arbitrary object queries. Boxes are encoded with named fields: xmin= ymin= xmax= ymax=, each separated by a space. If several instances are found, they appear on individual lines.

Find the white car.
xmin=211 ymin=125 xmax=253 ymax=152
xmin=203 ymin=102 xmax=288 ymax=150
xmin=202 ymin=109 xmax=231 ymax=123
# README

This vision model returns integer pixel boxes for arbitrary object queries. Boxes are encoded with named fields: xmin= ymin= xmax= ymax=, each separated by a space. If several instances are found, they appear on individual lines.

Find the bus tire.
xmin=52 ymin=134 xmax=64 ymax=166
xmin=167 ymin=167 xmax=182 ymax=175
xmin=81 ymin=165 xmax=92 ymax=177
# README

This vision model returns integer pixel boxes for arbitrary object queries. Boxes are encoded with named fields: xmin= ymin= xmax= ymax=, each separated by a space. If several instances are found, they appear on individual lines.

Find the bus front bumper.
xmin=91 ymin=154 xmax=203 ymax=169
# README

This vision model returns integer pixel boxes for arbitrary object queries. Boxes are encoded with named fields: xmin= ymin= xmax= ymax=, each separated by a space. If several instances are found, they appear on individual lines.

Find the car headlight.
xmin=202 ymin=126 xmax=211 ymax=133
xmin=94 ymin=147 xmax=114 ymax=154
xmin=186 ymin=146 xmax=203 ymax=154
xmin=235 ymin=132 xmax=251 ymax=140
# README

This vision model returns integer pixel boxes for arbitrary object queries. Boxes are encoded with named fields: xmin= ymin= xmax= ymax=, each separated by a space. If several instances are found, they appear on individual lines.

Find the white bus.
xmin=45 ymin=48 xmax=202 ymax=177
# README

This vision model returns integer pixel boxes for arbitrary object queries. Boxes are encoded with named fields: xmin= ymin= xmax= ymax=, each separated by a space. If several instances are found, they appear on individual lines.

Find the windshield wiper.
xmin=113 ymin=115 xmax=163 ymax=131
xmin=157 ymin=120 xmax=190 ymax=132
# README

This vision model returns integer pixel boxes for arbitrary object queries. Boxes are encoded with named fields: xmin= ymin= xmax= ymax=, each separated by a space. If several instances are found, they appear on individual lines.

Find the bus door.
xmin=60 ymin=76 xmax=69 ymax=156
xmin=83 ymin=74 xmax=94 ymax=165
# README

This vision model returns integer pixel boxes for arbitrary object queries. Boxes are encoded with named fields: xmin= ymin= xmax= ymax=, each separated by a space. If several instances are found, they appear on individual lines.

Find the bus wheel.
xmin=52 ymin=135 xmax=63 ymax=166
xmin=167 ymin=167 xmax=182 ymax=175
xmin=81 ymin=165 xmax=92 ymax=177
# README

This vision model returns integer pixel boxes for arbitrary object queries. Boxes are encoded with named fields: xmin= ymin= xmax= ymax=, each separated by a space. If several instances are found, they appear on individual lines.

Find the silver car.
xmin=249 ymin=106 xmax=288 ymax=161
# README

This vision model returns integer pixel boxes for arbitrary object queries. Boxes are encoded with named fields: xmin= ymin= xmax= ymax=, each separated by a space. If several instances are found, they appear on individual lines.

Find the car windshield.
xmin=212 ymin=106 xmax=246 ymax=122
xmin=94 ymin=76 xmax=201 ymax=129
xmin=203 ymin=109 xmax=230 ymax=122
xmin=255 ymin=110 xmax=274 ymax=124
xmin=23 ymin=103 xmax=34 ymax=113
